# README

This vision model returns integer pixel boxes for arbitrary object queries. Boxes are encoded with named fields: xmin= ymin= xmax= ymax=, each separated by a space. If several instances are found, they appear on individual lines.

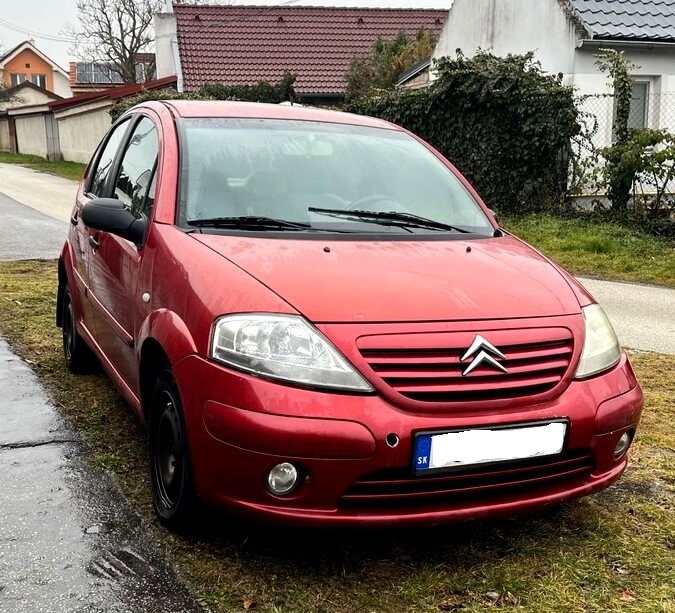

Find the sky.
xmin=0 ymin=0 xmax=453 ymax=69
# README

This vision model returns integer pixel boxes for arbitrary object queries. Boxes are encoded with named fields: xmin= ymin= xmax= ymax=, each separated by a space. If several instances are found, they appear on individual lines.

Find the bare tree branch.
xmin=67 ymin=0 xmax=162 ymax=84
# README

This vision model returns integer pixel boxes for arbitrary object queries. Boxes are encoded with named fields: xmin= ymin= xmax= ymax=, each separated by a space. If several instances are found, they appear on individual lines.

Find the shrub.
xmin=346 ymin=28 xmax=436 ymax=100
xmin=347 ymin=50 xmax=580 ymax=214
xmin=109 ymin=73 xmax=297 ymax=121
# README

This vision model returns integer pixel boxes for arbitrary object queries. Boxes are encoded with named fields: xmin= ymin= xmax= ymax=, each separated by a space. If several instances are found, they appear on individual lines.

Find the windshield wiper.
xmin=308 ymin=207 xmax=472 ymax=233
xmin=187 ymin=216 xmax=312 ymax=231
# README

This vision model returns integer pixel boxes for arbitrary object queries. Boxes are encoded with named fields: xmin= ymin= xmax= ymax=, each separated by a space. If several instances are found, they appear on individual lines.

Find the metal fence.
xmin=577 ymin=92 xmax=675 ymax=150
xmin=572 ymin=92 xmax=675 ymax=201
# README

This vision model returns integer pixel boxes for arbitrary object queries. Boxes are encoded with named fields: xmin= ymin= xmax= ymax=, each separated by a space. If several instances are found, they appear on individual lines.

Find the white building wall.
xmin=434 ymin=0 xmax=578 ymax=75
xmin=52 ymin=72 xmax=72 ymax=98
xmin=155 ymin=13 xmax=177 ymax=79
xmin=0 ymin=118 xmax=10 ymax=152
xmin=15 ymin=114 xmax=48 ymax=158
xmin=0 ymin=87 xmax=55 ymax=111
xmin=55 ymin=102 xmax=112 ymax=163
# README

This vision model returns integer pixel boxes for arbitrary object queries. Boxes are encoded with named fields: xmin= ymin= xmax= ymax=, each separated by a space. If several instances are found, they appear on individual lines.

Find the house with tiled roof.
xmin=0 ymin=40 xmax=71 ymax=98
xmin=155 ymin=4 xmax=448 ymax=103
xmin=433 ymin=0 xmax=675 ymax=147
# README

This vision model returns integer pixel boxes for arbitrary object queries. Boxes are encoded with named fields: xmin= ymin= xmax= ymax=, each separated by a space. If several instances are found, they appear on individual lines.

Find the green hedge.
xmin=347 ymin=51 xmax=580 ymax=214
xmin=109 ymin=73 xmax=297 ymax=121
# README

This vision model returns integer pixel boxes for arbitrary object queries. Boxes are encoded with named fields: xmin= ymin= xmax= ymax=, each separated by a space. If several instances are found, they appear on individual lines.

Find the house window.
xmin=10 ymin=73 xmax=27 ymax=86
xmin=628 ymin=81 xmax=649 ymax=130
xmin=31 ymin=74 xmax=47 ymax=89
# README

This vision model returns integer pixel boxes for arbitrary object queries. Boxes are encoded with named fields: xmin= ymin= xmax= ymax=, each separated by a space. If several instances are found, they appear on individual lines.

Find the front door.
xmin=87 ymin=115 xmax=159 ymax=393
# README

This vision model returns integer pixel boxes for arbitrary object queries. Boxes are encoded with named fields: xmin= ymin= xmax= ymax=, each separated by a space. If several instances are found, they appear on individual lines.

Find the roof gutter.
xmin=579 ymin=38 xmax=675 ymax=52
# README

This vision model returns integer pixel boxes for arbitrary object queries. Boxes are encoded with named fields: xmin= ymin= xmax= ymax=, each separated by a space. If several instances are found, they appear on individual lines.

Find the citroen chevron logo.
xmin=460 ymin=335 xmax=508 ymax=376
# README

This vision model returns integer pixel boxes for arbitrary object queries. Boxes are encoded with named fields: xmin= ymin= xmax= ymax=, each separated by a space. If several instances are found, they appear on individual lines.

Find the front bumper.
xmin=173 ymin=353 xmax=643 ymax=527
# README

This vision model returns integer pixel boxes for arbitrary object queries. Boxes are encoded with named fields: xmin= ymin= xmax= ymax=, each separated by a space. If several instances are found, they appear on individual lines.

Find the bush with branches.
xmin=347 ymin=50 xmax=579 ymax=214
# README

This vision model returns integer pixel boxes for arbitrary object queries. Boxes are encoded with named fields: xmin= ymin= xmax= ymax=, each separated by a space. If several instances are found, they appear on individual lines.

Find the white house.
xmin=433 ymin=0 xmax=675 ymax=148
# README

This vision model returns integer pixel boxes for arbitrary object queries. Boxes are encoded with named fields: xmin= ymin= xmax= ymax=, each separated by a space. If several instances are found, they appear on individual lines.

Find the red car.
xmin=57 ymin=101 xmax=643 ymax=532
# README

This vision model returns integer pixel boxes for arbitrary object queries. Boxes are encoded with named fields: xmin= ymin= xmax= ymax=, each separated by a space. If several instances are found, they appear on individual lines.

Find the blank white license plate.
xmin=414 ymin=421 xmax=567 ymax=473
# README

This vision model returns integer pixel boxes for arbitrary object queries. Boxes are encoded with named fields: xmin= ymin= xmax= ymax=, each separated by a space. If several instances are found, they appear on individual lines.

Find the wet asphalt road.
xmin=0 ymin=338 xmax=202 ymax=613
xmin=0 ymin=191 xmax=67 ymax=261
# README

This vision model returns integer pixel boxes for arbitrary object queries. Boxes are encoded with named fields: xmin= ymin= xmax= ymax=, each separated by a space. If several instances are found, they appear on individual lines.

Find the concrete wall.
xmin=434 ymin=0 xmax=578 ymax=75
xmin=14 ymin=113 xmax=48 ymax=158
xmin=0 ymin=118 xmax=10 ymax=152
xmin=54 ymin=101 xmax=112 ymax=163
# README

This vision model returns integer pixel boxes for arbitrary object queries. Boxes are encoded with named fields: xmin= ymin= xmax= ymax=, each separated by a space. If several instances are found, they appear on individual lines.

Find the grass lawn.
xmin=1 ymin=259 xmax=674 ymax=612
xmin=504 ymin=214 xmax=675 ymax=289
xmin=0 ymin=152 xmax=86 ymax=182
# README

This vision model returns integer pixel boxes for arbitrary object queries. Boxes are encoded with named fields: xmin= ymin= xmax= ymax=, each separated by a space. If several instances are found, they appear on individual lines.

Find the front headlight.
xmin=210 ymin=314 xmax=374 ymax=392
xmin=574 ymin=304 xmax=621 ymax=379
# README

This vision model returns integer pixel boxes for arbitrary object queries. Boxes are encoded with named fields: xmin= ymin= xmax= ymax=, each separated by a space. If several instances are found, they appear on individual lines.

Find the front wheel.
xmin=148 ymin=370 xmax=199 ymax=532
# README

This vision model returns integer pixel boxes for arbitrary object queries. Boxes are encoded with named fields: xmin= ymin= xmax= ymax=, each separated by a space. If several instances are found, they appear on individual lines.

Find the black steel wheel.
xmin=148 ymin=370 xmax=199 ymax=532
xmin=61 ymin=288 xmax=95 ymax=374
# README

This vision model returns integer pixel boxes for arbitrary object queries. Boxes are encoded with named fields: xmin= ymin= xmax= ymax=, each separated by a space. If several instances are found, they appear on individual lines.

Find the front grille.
xmin=339 ymin=451 xmax=594 ymax=510
xmin=358 ymin=328 xmax=574 ymax=403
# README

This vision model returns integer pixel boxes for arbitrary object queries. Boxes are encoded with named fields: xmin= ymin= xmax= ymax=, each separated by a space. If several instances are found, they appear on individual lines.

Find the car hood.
xmin=192 ymin=234 xmax=581 ymax=323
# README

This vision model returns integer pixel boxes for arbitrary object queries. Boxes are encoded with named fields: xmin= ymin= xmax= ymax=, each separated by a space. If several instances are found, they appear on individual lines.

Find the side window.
xmin=113 ymin=117 xmax=159 ymax=219
xmin=89 ymin=120 xmax=130 ymax=197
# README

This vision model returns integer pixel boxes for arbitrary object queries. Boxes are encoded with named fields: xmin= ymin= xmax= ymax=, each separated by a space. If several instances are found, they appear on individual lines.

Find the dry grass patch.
xmin=0 ymin=260 xmax=673 ymax=613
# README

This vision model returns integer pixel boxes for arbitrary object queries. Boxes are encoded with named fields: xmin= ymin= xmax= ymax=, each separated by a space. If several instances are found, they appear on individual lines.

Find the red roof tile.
xmin=174 ymin=4 xmax=448 ymax=95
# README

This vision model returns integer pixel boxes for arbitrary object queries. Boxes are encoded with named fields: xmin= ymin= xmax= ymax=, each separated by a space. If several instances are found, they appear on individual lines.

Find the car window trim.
xmin=110 ymin=115 xmax=160 ymax=222
xmin=84 ymin=116 xmax=135 ymax=199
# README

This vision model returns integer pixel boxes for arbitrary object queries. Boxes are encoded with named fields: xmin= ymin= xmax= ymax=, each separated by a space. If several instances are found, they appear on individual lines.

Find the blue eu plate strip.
xmin=414 ymin=434 xmax=432 ymax=471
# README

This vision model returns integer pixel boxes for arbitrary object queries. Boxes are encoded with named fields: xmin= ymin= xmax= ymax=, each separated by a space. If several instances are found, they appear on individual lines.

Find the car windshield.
xmin=178 ymin=118 xmax=494 ymax=236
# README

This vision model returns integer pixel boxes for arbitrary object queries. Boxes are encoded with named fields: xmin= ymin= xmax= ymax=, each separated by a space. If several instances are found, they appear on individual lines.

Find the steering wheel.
xmin=347 ymin=194 xmax=407 ymax=212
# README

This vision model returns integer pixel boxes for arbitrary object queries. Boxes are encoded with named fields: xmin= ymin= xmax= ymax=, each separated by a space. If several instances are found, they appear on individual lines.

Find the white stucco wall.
xmin=155 ymin=13 xmax=177 ymax=79
xmin=55 ymin=101 xmax=113 ymax=163
xmin=52 ymin=72 xmax=72 ymax=98
xmin=434 ymin=0 xmax=578 ymax=75
xmin=0 ymin=87 xmax=55 ymax=111
xmin=0 ymin=118 xmax=10 ymax=152
xmin=15 ymin=113 xmax=48 ymax=158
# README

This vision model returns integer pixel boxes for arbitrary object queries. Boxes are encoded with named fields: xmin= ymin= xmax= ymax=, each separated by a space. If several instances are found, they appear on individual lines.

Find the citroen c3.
xmin=57 ymin=101 xmax=644 ymax=531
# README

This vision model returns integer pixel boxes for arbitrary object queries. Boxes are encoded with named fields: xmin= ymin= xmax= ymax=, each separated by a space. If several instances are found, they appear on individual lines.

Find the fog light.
xmin=266 ymin=462 xmax=299 ymax=495
xmin=614 ymin=430 xmax=633 ymax=458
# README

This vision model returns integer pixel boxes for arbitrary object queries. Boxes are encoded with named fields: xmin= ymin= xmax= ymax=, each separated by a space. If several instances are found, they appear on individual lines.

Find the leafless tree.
xmin=68 ymin=0 xmax=163 ymax=84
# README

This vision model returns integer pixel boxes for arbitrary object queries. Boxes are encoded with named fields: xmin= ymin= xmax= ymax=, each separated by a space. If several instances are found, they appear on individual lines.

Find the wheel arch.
xmin=136 ymin=309 xmax=198 ymax=421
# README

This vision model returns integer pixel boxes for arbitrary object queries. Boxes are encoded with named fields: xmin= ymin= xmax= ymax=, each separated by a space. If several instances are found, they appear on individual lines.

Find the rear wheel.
xmin=61 ymin=288 xmax=95 ymax=374
xmin=148 ymin=370 xmax=199 ymax=532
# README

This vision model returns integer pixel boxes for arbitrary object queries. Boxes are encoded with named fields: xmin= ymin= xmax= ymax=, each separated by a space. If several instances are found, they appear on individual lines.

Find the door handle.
xmin=89 ymin=235 xmax=100 ymax=250
xmin=70 ymin=213 xmax=79 ymax=226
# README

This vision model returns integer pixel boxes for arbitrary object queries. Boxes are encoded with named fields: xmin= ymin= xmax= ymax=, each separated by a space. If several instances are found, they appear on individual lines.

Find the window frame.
xmin=10 ymin=73 xmax=27 ymax=87
xmin=31 ymin=73 xmax=47 ymax=89
xmin=110 ymin=115 xmax=160 ymax=221
xmin=85 ymin=116 xmax=135 ymax=199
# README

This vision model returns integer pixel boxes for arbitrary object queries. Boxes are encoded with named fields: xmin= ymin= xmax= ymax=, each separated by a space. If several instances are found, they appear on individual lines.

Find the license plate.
xmin=413 ymin=421 xmax=567 ymax=473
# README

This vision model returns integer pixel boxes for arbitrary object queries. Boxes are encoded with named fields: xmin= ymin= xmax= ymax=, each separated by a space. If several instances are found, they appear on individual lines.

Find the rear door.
xmin=87 ymin=114 xmax=159 ymax=392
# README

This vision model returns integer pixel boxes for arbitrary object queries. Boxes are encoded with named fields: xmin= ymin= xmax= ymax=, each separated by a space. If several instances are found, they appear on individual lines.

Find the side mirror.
xmin=81 ymin=198 xmax=147 ymax=245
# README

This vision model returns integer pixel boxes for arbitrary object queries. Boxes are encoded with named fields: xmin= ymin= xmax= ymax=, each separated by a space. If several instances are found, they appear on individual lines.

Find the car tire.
xmin=148 ymin=370 xmax=199 ymax=533
xmin=62 ymin=288 xmax=95 ymax=374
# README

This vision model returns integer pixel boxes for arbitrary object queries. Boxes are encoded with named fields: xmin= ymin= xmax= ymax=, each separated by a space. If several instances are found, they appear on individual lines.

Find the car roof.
xmin=156 ymin=100 xmax=401 ymax=131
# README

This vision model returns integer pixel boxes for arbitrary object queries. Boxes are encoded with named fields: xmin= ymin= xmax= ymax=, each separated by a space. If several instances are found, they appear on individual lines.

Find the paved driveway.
xmin=578 ymin=277 xmax=675 ymax=355
xmin=0 ymin=191 xmax=67 ymax=260
xmin=0 ymin=339 xmax=202 ymax=612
